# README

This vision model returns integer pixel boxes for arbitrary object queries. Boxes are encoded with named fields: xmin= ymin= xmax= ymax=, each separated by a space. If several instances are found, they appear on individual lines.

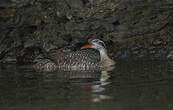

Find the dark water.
xmin=0 ymin=59 xmax=173 ymax=110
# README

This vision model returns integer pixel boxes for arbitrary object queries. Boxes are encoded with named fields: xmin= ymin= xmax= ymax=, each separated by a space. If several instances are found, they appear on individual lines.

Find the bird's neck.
xmin=99 ymin=48 xmax=115 ymax=66
xmin=99 ymin=48 xmax=108 ymax=58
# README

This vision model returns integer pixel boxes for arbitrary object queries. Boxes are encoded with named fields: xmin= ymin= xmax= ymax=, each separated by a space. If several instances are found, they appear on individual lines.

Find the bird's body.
xmin=33 ymin=39 xmax=115 ymax=72
xmin=55 ymin=49 xmax=100 ymax=69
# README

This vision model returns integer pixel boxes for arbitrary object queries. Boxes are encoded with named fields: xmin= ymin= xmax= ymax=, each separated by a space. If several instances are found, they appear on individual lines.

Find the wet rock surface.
xmin=0 ymin=0 xmax=173 ymax=63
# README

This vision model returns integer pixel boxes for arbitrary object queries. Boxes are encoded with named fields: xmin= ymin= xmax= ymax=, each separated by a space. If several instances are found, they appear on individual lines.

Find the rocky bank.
xmin=0 ymin=0 xmax=173 ymax=64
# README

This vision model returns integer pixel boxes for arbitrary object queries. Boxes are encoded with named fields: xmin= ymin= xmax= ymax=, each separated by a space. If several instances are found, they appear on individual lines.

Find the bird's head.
xmin=81 ymin=39 xmax=106 ymax=51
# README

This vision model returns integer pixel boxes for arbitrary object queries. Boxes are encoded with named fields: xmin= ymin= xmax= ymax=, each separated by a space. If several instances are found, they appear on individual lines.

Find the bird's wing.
xmin=51 ymin=49 xmax=100 ymax=66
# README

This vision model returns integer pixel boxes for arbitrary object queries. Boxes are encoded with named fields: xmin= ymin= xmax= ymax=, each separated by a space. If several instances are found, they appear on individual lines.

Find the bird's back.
xmin=52 ymin=49 xmax=101 ymax=70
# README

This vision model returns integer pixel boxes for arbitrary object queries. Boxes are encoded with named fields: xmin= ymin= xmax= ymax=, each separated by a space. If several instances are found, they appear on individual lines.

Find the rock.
xmin=0 ymin=0 xmax=172 ymax=63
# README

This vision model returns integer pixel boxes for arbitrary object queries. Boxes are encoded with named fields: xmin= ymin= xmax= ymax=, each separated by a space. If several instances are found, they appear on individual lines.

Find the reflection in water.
xmin=81 ymin=83 xmax=112 ymax=103
xmin=0 ymin=60 xmax=173 ymax=110
xmin=0 ymin=63 xmax=114 ymax=107
xmin=50 ymin=67 xmax=114 ymax=103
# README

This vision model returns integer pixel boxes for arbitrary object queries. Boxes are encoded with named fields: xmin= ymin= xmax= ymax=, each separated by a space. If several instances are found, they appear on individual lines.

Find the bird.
xmin=33 ymin=39 xmax=115 ymax=72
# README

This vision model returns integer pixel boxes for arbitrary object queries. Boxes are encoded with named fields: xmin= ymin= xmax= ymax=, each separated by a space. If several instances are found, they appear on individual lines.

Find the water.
xmin=0 ymin=59 xmax=173 ymax=110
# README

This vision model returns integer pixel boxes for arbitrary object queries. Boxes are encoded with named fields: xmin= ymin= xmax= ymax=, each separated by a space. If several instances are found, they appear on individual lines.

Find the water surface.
xmin=0 ymin=59 xmax=173 ymax=110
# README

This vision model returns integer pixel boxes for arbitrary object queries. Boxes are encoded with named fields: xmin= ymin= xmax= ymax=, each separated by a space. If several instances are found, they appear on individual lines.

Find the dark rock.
xmin=0 ymin=0 xmax=172 ymax=63
xmin=66 ymin=0 xmax=84 ymax=9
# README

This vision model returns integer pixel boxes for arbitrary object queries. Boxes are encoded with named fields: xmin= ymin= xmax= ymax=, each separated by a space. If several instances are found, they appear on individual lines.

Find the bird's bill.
xmin=81 ymin=43 xmax=93 ymax=49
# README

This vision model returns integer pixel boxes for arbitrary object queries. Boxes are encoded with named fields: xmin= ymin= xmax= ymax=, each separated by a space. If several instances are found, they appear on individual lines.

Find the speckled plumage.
xmin=33 ymin=49 xmax=101 ymax=72
xmin=33 ymin=39 xmax=115 ymax=72
xmin=33 ymin=59 xmax=57 ymax=72
xmin=54 ymin=49 xmax=100 ymax=69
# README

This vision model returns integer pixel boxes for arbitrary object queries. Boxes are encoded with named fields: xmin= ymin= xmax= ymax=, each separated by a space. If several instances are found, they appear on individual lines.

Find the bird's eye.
xmin=91 ymin=39 xmax=99 ymax=43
